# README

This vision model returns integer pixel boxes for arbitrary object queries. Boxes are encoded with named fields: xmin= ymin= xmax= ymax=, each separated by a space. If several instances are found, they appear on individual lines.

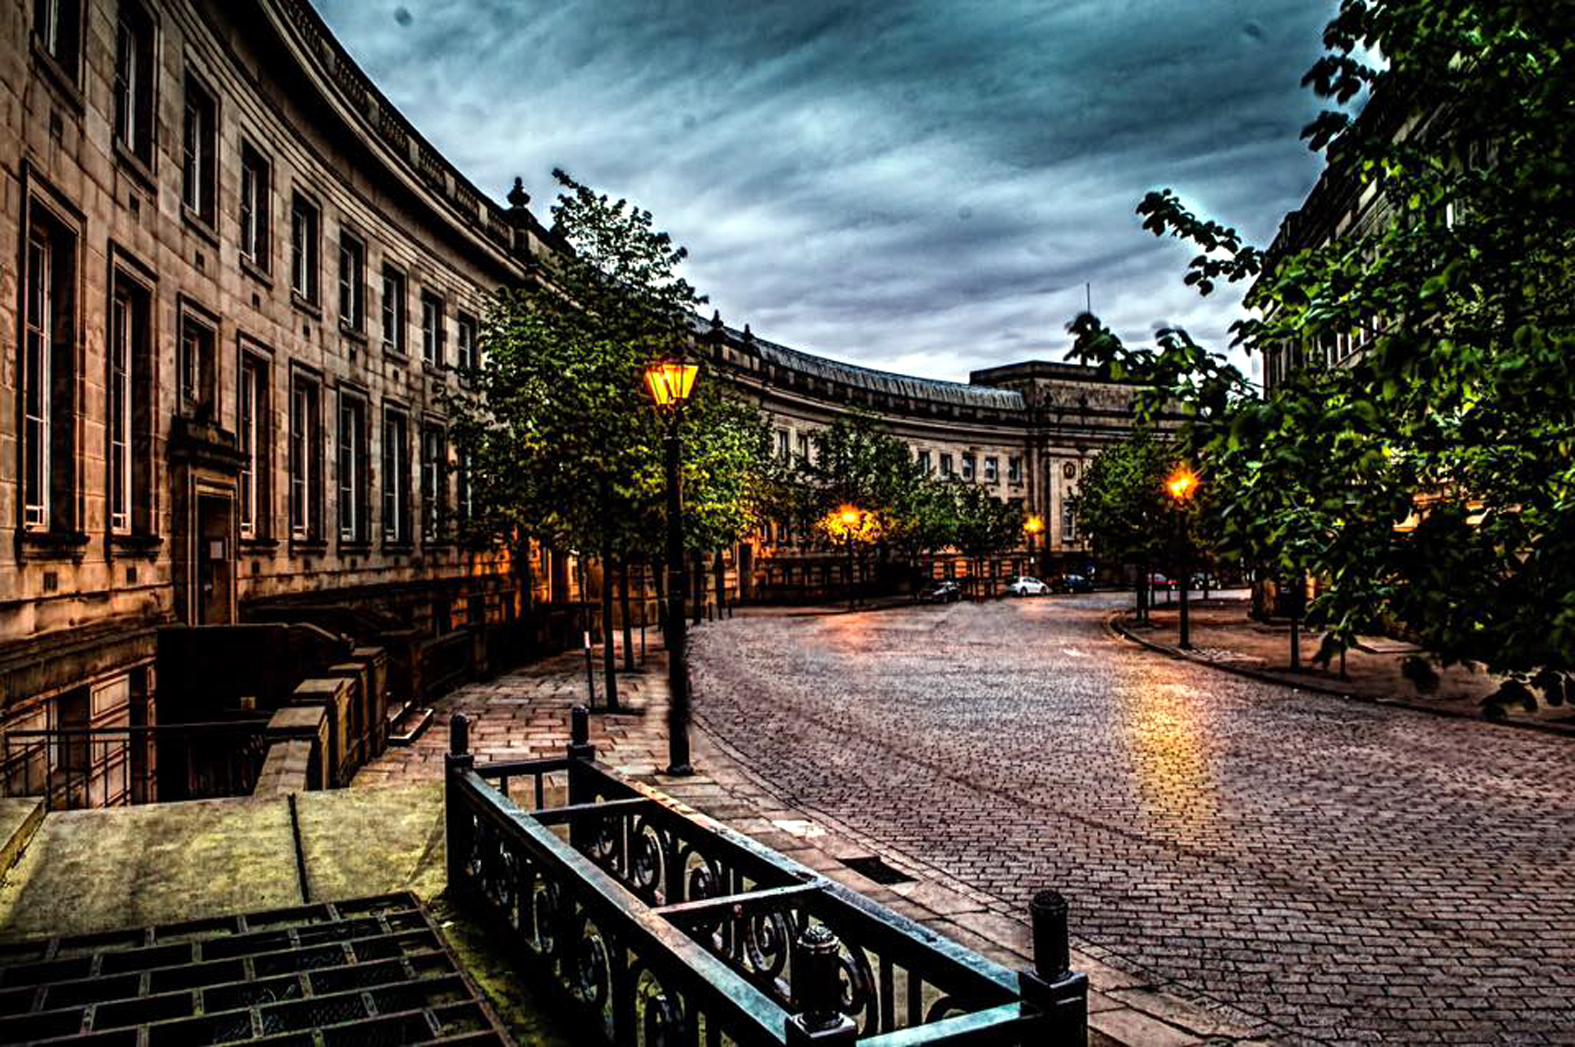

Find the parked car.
xmin=1146 ymin=572 xmax=1173 ymax=590
xmin=1006 ymin=576 xmax=1049 ymax=596
xmin=1051 ymin=573 xmax=1094 ymax=594
xmin=917 ymin=580 xmax=962 ymax=603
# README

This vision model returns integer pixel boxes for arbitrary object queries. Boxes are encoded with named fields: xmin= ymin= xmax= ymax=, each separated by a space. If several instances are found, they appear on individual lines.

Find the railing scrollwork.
xmin=445 ymin=710 xmax=1088 ymax=1044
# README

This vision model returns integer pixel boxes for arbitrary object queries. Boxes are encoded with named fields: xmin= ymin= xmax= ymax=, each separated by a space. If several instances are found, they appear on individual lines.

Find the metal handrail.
xmin=444 ymin=710 xmax=1089 ymax=1045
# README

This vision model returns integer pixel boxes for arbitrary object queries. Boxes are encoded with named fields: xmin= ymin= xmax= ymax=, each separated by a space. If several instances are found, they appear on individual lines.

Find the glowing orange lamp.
xmin=643 ymin=358 xmax=699 ymax=408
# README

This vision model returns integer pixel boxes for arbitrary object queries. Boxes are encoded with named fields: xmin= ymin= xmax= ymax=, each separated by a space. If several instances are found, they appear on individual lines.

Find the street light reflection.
xmin=1123 ymin=676 xmax=1217 ymax=842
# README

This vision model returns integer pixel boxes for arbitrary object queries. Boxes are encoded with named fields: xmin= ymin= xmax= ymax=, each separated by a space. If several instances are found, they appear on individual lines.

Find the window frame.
xmin=288 ymin=370 xmax=323 ymax=543
xmin=381 ymin=406 xmax=410 ymax=546
xmin=180 ymin=69 xmax=218 ymax=226
xmin=112 ymin=0 xmax=156 ymax=168
xmin=381 ymin=265 xmax=407 ymax=354
xmin=338 ymin=233 xmax=366 ymax=333
xmin=420 ymin=423 xmax=446 ymax=543
xmin=337 ymin=389 xmax=369 ymax=544
xmin=19 ymin=189 xmax=81 ymax=539
xmin=238 ymin=142 xmax=272 ymax=272
xmin=238 ymin=349 xmax=269 ymax=540
xmin=177 ymin=307 xmax=218 ymax=421
xmin=289 ymin=192 xmax=320 ymax=305
xmin=419 ymin=290 xmax=445 ymax=366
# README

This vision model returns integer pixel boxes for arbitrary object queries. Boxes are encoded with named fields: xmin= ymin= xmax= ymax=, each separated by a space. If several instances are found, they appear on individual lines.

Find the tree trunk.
xmin=714 ymin=549 xmax=726 ymax=620
xmin=619 ymin=558 xmax=635 ymax=671
xmin=653 ymin=557 xmax=667 ymax=633
xmin=600 ymin=543 xmax=620 ymax=711
xmin=1137 ymin=561 xmax=1149 ymax=624
xmin=692 ymin=554 xmax=705 ymax=625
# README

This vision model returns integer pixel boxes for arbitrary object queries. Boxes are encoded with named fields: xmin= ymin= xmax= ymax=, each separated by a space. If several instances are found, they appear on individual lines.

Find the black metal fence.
xmin=445 ymin=710 xmax=1088 ymax=1045
xmin=0 ymin=722 xmax=271 ymax=811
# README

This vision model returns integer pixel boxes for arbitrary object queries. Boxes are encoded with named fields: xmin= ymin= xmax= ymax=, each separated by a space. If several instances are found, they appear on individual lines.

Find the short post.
xmin=1018 ymin=890 xmax=1089 ymax=1044
xmin=444 ymin=714 xmax=475 ymax=889
xmin=786 ymin=924 xmax=857 ymax=1044
xmin=582 ymin=630 xmax=597 ymax=709
xmin=567 ymin=704 xmax=595 ymax=762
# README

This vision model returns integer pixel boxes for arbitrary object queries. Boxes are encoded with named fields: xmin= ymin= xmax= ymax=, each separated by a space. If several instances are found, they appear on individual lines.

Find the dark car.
xmin=1051 ymin=573 xmax=1094 ymax=593
xmin=917 ymin=580 xmax=962 ymax=603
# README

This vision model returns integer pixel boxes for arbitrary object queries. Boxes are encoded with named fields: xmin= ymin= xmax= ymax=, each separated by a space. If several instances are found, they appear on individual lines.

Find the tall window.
xmin=290 ymin=194 xmax=319 ymax=303
xmin=456 ymin=313 xmax=476 ymax=370
xmin=381 ymin=266 xmax=406 ymax=353
xmin=338 ymin=235 xmax=365 ymax=331
xmin=983 ymin=456 xmax=998 ymax=483
xmin=939 ymin=453 xmax=953 ymax=478
xmin=421 ymin=425 xmax=445 ymax=542
xmin=108 ymin=278 xmax=150 ymax=535
xmin=178 ymin=315 xmax=216 ymax=419
xmin=961 ymin=454 xmax=976 ymax=482
xmin=181 ymin=73 xmax=217 ymax=224
xmin=113 ymin=2 xmax=154 ymax=165
xmin=289 ymin=376 xmax=321 ymax=541
xmin=776 ymin=429 xmax=789 ymax=459
xmin=33 ymin=0 xmax=81 ymax=76
xmin=338 ymin=394 xmax=368 ymax=542
xmin=239 ymin=356 xmax=267 ymax=539
xmin=917 ymin=449 xmax=931 ymax=474
xmin=22 ymin=209 xmax=76 ymax=533
xmin=1008 ymin=456 xmax=1022 ymax=483
xmin=420 ymin=292 xmax=444 ymax=365
xmin=796 ymin=432 xmax=810 ymax=460
xmin=382 ymin=408 xmax=409 ymax=544
xmin=239 ymin=145 xmax=270 ymax=270
xmin=1061 ymin=501 xmax=1077 ymax=543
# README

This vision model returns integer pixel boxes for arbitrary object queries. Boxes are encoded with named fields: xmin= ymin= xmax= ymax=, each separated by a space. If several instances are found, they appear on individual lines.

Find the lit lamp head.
xmin=838 ymin=505 xmax=862 ymax=529
xmin=1165 ymin=467 xmax=1198 ymax=502
xmin=643 ymin=357 xmax=699 ymax=409
xmin=1023 ymin=514 xmax=1045 ymax=536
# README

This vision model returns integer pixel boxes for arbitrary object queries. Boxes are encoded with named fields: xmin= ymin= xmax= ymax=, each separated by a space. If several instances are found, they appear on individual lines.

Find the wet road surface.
xmin=690 ymin=594 xmax=1575 ymax=1045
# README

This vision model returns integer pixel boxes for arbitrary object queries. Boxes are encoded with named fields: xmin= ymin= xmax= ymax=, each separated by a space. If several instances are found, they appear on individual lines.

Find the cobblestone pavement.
xmin=690 ymin=594 xmax=1575 ymax=1046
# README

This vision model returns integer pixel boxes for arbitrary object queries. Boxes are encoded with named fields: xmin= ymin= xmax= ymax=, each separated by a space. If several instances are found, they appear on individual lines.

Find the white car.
xmin=1007 ymin=576 xmax=1049 ymax=596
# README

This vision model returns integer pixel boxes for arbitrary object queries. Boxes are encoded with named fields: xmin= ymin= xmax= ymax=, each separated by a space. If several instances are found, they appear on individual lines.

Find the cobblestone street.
xmin=691 ymin=595 xmax=1575 ymax=1045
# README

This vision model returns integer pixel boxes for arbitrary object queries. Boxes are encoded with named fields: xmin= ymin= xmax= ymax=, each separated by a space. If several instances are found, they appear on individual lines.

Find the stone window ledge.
xmin=110 ymin=533 xmax=162 ymax=559
xmin=18 ymin=530 xmax=91 ymax=561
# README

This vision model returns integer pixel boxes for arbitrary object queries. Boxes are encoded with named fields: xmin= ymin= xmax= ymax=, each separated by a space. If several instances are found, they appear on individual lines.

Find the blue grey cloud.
xmin=316 ymin=0 xmax=1336 ymax=383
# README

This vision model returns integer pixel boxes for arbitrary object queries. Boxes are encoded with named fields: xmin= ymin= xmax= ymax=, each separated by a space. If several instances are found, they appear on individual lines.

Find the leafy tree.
xmin=1069 ymin=2 xmax=1575 ymax=710
xmin=453 ymin=170 xmax=769 ymax=708
xmin=950 ymin=481 xmax=1022 ymax=599
xmin=1073 ymin=430 xmax=1178 ymax=622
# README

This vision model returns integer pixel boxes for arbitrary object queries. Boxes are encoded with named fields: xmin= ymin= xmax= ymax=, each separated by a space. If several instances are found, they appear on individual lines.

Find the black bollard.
xmin=568 ymin=704 xmax=595 ymax=762
xmin=1030 ymin=890 xmax=1070 ymax=979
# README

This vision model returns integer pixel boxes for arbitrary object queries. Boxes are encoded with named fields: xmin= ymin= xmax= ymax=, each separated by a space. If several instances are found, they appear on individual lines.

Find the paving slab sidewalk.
xmin=1114 ymin=597 xmax=1575 ymax=737
xmin=355 ymin=640 xmax=1281 ymax=1046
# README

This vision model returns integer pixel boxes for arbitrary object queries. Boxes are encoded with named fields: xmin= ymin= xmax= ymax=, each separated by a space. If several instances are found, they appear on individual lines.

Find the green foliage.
xmin=450 ymin=170 xmax=770 ymax=568
xmin=1069 ymin=1 xmax=1575 ymax=702
xmin=1073 ymin=430 xmax=1177 ymax=568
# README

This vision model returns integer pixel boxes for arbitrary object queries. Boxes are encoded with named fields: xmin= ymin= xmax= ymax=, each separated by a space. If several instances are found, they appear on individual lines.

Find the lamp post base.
xmin=664 ymin=762 xmax=695 ymax=777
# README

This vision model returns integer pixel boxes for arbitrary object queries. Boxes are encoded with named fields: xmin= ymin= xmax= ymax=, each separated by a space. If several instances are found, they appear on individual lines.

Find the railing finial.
xmin=786 ymin=923 xmax=856 ymax=1043
xmin=450 ymin=712 xmax=470 ymax=757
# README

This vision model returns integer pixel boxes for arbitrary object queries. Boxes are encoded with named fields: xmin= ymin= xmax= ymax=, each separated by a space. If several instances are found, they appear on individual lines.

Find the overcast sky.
xmin=316 ymin=0 xmax=1338 ymax=384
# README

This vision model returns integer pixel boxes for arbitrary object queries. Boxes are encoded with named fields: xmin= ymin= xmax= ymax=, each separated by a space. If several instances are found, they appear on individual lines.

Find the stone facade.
xmin=0 ymin=0 xmax=1156 ymax=790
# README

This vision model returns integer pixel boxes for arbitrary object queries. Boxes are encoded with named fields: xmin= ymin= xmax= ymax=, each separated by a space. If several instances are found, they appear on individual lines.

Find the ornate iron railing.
xmin=445 ymin=711 xmax=1088 ymax=1045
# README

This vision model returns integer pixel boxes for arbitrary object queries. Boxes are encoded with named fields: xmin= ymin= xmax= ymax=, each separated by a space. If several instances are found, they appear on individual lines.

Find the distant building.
xmin=0 ymin=0 xmax=1160 ymax=801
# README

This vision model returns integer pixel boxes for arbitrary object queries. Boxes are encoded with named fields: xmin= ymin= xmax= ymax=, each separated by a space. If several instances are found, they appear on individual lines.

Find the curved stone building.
xmin=0 ymin=0 xmax=1148 ymax=789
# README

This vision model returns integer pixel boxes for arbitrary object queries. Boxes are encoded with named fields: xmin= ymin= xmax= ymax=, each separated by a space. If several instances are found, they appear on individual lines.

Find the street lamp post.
xmin=838 ymin=505 xmax=861 ymax=610
xmin=644 ymin=357 xmax=699 ymax=776
xmin=1164 ymin=467 xmax=1198 ymax=650
xmin=1023 ymin=514 xmax=1045 ymax=578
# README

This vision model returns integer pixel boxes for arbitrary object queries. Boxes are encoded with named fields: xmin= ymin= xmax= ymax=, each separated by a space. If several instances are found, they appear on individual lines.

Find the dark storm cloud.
xmin=316 ymin=0 xmax=1337 ymax=383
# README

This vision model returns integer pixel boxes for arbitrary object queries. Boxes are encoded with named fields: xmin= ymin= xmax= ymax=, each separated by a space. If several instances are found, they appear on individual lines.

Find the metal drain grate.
xmin=0 ymin=893 xmax=511 ymax=1045
xmin=838 ymin=855 xmax=916 ymax=885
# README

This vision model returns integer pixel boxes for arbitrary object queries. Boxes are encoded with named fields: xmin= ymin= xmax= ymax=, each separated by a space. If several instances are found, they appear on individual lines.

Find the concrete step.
xmin=386 ymin=704 xmax=434 ymax=747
